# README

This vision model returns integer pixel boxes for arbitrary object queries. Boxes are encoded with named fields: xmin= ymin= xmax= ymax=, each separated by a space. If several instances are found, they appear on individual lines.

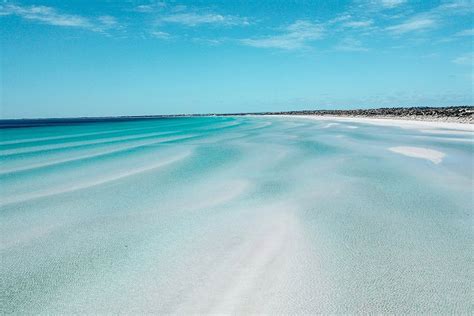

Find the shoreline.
xmin=274 ymin=115 xmax=474 ymax=131
xmin=1 ymin=108 xmax=473 ymax=130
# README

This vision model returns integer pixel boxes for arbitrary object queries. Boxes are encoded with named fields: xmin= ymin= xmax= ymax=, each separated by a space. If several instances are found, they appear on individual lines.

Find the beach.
xmin=1 ymin=115 xmax=473 ymax=314
xmin=3 ymin=0 xmax=473 ymax=312
xmin=291 ymin=114 xmax=474 ymax=130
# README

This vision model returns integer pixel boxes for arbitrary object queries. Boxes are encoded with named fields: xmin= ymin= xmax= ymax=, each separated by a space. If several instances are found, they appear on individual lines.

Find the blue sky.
xmin=1 ymin=0 xmax=473 ymax=118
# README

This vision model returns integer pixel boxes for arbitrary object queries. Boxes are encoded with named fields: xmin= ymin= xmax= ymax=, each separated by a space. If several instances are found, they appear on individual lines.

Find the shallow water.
xmin=1 ymin=116 xmax=472 ymax=313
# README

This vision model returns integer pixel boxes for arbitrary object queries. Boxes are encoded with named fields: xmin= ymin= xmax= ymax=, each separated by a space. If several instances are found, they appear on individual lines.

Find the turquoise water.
xmin=1 ymin=116 xmax=472 ymax=313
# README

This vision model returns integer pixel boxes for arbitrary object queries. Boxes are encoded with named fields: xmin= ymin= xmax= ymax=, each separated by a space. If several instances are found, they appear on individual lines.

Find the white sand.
xmin=0 ymin=134 xmax=197 ymax=175
xmin=0 ymin=130 xmax=179 ymax=156
xmin=323 ymin=122 xmax=340 ymax=128
xmin=0 ymin=150 xmax=192 ymax=207
xmin=169 ymin=204 xmax=309 ymax=314
xmin=389 ymin=146 xmax=446 ymax=164
xmin=285 ymin=115 xmax=474 ymax=132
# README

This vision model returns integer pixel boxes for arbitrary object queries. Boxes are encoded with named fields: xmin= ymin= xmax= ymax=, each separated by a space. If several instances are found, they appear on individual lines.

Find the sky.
xmin=0 ymin=0 xmax=473 ymax=118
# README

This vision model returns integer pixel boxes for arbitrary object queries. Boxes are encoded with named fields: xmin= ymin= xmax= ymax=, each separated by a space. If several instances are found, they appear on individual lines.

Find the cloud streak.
xmin=241 ymin=20 xmax=323 ymax=50
xmin=0 ymin=4 xmax=90 ymax=27
xmin=159 ymin=12 xmax=249 ymax=27
xmin=386 ymin=17 xmax=436 ymax=34
xmin=150 ymin=30 xmax=171 ymax=39
xmin=385 ymin=1 xmax=473 ymax=35
xmin=0 ymin=3 xmax=120 ymax=32
xmin=1 ymin=0 xmax=472 ymax=56
xmin=380 ymin=0 xmax=407 ymax=9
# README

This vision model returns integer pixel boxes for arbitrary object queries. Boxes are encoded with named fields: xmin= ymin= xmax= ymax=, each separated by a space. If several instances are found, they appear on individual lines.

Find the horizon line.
xmin=1 ymin=105 xmax=473 ymax=121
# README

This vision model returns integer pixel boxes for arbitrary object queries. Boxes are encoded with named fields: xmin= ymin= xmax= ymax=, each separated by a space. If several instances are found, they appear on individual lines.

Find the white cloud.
xmin=134 ymin=5 xmax=154 ymax=13
xmin=380 ymin=0 xmax=407 ymax=9
xmin=343 ymin=20 xmax=373 ymax=28
xmin=159 ymin=12 xmax=249 ymax=27
xmin=0 ymin=4 xmax=91 ymax=27
xmin=455 ymin=28 xmax=474 ymax=36
xmin=192 ymin=37 xmax=222 ymax=45
xmin=384 ymin=1 xmax=473 ymax=36
xmin=98 ymin=15 xmax=119 ymax=28
xmin=241 ymin=20 xmax=324 ymax=50
xmin=452 ymin=53 xmax=473 ymax=65
xmin=150 ymin=31 xmax=171 ymax=39
xmin=335 ymin=38 xmax=369 ymax=51
xmin=434 ymin=0 xmax=473 ymax=15
xmin=386 ymin=17 xmax=437 ymax=34
xmin=134 ymin=2 xmax=166 ymax=13
xmin=0 ymin=4 xmax=120 ymax=32
xmin=329 ymin=14 xmax=352 ymax=24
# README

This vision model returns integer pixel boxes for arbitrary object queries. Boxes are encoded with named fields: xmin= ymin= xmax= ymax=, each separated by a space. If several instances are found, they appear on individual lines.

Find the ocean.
xmin=1 ymin=116 xmax=472 ymax=313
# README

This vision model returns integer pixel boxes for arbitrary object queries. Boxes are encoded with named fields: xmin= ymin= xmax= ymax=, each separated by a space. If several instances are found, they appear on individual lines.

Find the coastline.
xmin=275 ymin=115 xmax=474 ymax=131
xmin=2 ymin=109 xmax=473 ymax=131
